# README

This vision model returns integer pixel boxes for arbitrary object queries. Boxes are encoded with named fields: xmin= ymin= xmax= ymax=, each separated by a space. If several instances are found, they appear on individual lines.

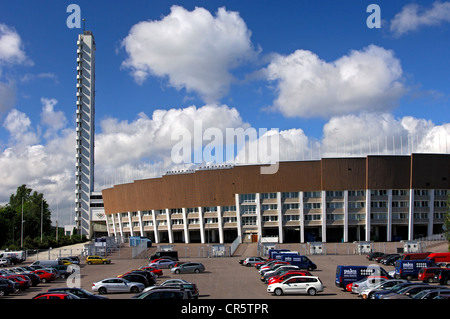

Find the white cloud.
xmin=96 ymin=104 xmax=249 ymax=170
xmin=321 ymin=112 xmax=449 ymax=157
xmin=2 ymin=108 xmax=39 ymax=148
xmin=121 ymin=5 xmax=258 ymax=103
xmin=265 ymin=45 xmax=406 ymax=119
xmin=0 ymin=24 xmax=29 ymax=65
xmin=40 ymin=97 xmax=67 ymax=138
xmin=390 ymin=1 xmax=450 ymax=37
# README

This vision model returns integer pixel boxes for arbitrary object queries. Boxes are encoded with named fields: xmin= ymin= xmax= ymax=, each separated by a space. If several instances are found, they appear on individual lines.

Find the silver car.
xmin=92 ymin=277 xmax=145 ymax=294
xmin=171 ymin=262 xmax=205 ymax=274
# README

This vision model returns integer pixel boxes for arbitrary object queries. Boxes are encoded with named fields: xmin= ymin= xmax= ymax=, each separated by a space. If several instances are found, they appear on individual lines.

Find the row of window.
xmin=239 ymin=189 xmax=448 ymax=203
xmin=114 ymin=210 xmax=448 ymax=230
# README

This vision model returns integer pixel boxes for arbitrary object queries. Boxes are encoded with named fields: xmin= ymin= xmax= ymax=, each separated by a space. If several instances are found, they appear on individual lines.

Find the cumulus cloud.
xmin=96 ymin=104 xmax=249 ymax=169
xmin=265 ymin=45 xmax=406 ymax=119
xmin=0 ymin=24 xmax=29 ymax=65
xmin=321 ymin=112 xmax=449 ymax=157
xmin=390 ymin=1 xmax=450 ymax=37
xmin=121 ymin=5 xmax=258 ymax=103
xmin=40 ymin=97 xmax=67 ymax=138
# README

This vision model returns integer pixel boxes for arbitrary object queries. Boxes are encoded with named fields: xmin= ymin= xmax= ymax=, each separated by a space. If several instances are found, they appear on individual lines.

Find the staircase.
xmin=232 ymin=243 xmax=258 ymax=257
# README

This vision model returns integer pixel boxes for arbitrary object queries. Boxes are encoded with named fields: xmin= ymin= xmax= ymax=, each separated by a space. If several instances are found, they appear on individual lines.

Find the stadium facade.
xmin=101 ymin=154 xmax=449 ymax=244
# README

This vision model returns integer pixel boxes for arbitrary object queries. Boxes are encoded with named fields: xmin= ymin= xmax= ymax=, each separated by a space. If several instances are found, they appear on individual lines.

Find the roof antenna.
xmin=83 ymin=19 xmax=86 ymax=32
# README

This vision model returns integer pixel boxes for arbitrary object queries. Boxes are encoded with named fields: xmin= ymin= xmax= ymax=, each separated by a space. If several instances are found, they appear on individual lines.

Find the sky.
xmin=0 ymin=0 xmax=449 ymax=227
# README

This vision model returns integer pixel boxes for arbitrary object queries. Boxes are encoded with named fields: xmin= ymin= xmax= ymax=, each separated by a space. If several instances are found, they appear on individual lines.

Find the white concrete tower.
xmin=75 ymin=31 xmax=96 ymax=237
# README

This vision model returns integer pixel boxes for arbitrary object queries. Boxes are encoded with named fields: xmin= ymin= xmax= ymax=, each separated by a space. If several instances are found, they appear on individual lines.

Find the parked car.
xmin=366 ymin=252 xmax=384 ymax=261
xmin=435 ymin=269 xmax=450 ymax=285
xmin=120 ymin=273 xmax=150 ymax=287
xmin=242 ymin=257 xmax=266 ymax=267
xmin=32 ymin=269 xmax=56 ymax=283
xmin=6 ymin=275 xmax=31 ymax=291
xmin=267 ymin=270 xmax=312 ymax=285
xmin=143 ymin=281 xmax=199 ymax=299
xmin=379 ymin=284 xmax=432 ymax=299
xmin=0 ymin=278 xmax=16 ymax=296
xmin=171 ymin=262 xmax=205 ymax=274
xmin=371 ymin=282 xmax=419 ymax=299
xmin=149 ymin=259 xmax=176 ymax=269
xmin=261 ymin=266 xmax=299 ymax=282
xmin=32 ymin=292 xmax=80 ymax=299
xmin=267 ymin=276 xmax=324 ymax=296
xmin=411 ymin=288 xmax=450 ymax=299
xmin=351 ymin=276 xmax=388 ymax=295
xmin=47 ymin=287 xmax=108 ymax=299
xmin=16 ymin=272 xmax=41 ymax=287
xmin=85 ymin=255 xmax=111 ymax=265
xmin=0 ymin=258 xmax=10 ymax=267
xmin=360 ymin=279 xmax=408 ymax=299
xmin=92 ymin=277 xmax=145 ymax=294
xmin=418 ymin=267 xmax=445 ymax=283
xmin=132 ymin=288 xmax=193 ymax=299
xmin=380 ymin=254 xmax=400 ymax=265
xmin=139 ymin=266 xmax=163 ymax=278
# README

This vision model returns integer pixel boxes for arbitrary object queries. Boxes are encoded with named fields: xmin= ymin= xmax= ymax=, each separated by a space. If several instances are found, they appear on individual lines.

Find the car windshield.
xmin=411 ymin=290 xmax=429 ymax=299
xmin=390 ymin=284 xmax=410 ymax=292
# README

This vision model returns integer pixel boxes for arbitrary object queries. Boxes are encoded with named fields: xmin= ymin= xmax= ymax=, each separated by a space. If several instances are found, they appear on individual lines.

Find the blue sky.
xmin=0 ymin=0 xmax=449 ymax=225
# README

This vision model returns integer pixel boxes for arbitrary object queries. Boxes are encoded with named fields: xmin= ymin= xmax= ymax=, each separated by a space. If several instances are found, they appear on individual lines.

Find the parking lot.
xmin=3 ymin=245 xmax=447 ymax=300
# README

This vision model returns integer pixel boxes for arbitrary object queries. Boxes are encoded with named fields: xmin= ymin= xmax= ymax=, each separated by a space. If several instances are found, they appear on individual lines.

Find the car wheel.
xmin=194 ymin=268 xmax=200 ymax=273
xmin=41 ymin=278 xmax=48 ymax=283
xmin=427 ymin=278 xmax=433 ymax=283
xmin=0 ymin=290 xmax=5 ymax=297
xmin=88 ymin=261 xmax=92 ymax=265
xmin=446 ymin=279 xmax=450 ymax=286
xmin=98 ymin=287 xmax=107 ymax=294
xmin=130 ymin=286 xmax=139 ymax=293
xmin=274 ymin=288 xmax=283 ymax=296
xmin=175 ymin=269 xmax=180 ymax=274
xmin=103 ymin=261 xmax=107 ymax=264
xmin=307 ymin=288 xmax=317 ymax=296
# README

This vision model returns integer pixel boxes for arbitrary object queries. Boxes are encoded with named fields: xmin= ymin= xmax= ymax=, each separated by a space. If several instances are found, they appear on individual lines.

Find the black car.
xmin=47 ymin=287 xmax=108 ymax=299
xmin=0 ymin=278 xmax=16 ymax=296
xmin=435 ymin=269 xmax=450 ymax=285
xmin=366 ymin=252 xmax=384 ymax=261
xmin=121 ymin=273 xmax=150 ymax=287
xmin=128 ymin=270 xmax=157 ymax=286
xmin=17 ymin=272 xmax=41 ymax=287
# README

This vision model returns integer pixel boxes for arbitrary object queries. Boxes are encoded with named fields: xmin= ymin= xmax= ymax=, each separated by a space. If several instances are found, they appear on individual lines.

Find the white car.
xmin=360 ymin=279 xmax=408 ymax=299
xmin=267 ymin=276 xmax=324 ymax=296
xmin=92 ymin=277 xmax=145 ymax=294
xmin=351 ymin=276 xmax=388 ymax=295
xmin=0 ymin=259 xmax=10 ymax=267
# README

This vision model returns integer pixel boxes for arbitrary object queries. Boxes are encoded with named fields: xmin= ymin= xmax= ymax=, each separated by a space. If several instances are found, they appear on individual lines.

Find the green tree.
xmin=6 ymin=185 xmax=52 ymax=248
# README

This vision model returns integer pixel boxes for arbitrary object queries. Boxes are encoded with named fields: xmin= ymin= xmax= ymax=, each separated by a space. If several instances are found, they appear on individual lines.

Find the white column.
xmin=117 ymin=213 xmax=123 ymax=239
xmin=299 ymin=191 xmax=305 ymax=243
xmin=166 ymin=208 xmax=173 ymax=244
xmin=198 ymin=206 xmax=205 ymax=244
xmin=217 ymin=206 xmax=224 ymax=244
xmin=387 ymin=190 xmax=393 ymax=242
xmin=235 ymin=194 xmax=242 ymax=241
xmin=408 ymin=189 xmax=414 ymax=240
xmin=321 ymin=191 xmax=327 ymax=243
xmin=428 ymin=190 xmax=434 ymax=237
xmin=111 ymin=214 xmax=118 ymax=237
xmin=365 ymin=190 xmax=371 ymax=241
xmin=277 ymin=192 xmax=283 ymax=243
xmin=256 ymin=193 xmax=262 ymax=241
xmin=343 ymin=190 xmax=348 ymax=243
xmin=151 ymin=210 xmax=159 ymax=244
xmin=137 ymin=211 xmax=144 ymax=237
xmin=182 ymin=207 xmax=189 ymax=243
xmin=127 ymin=212 xmax=134 ymax=237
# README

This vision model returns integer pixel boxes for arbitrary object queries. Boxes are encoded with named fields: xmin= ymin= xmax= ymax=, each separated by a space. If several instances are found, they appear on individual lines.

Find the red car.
xmin=6 ymin=275 xmax=31 ymax=291
xmin=139 ymin=266 xmax=163 ymax=278
xmin=33 ymin=270 xmax=56 ymax=283
xmin=418 ymin=267 xmax=447 ymax=283
xmin=33 ymin=292 xmax=79 ymax=299
xmin=267 ymin=270 xmax=312 ymax=285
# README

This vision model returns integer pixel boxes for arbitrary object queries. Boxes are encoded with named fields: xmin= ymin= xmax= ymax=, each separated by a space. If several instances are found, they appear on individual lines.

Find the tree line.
xmin=0 ymin=185 xmax=86 ymax=250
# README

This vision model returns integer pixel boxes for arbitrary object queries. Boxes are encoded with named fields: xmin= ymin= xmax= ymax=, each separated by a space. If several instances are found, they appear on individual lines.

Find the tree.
xmin=5 ymin=185 xmax=52 ymax=248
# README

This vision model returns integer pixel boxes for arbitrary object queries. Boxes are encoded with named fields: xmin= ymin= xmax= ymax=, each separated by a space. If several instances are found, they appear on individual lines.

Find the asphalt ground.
xmin=4 ymin=252 xmax=444 ymax=300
